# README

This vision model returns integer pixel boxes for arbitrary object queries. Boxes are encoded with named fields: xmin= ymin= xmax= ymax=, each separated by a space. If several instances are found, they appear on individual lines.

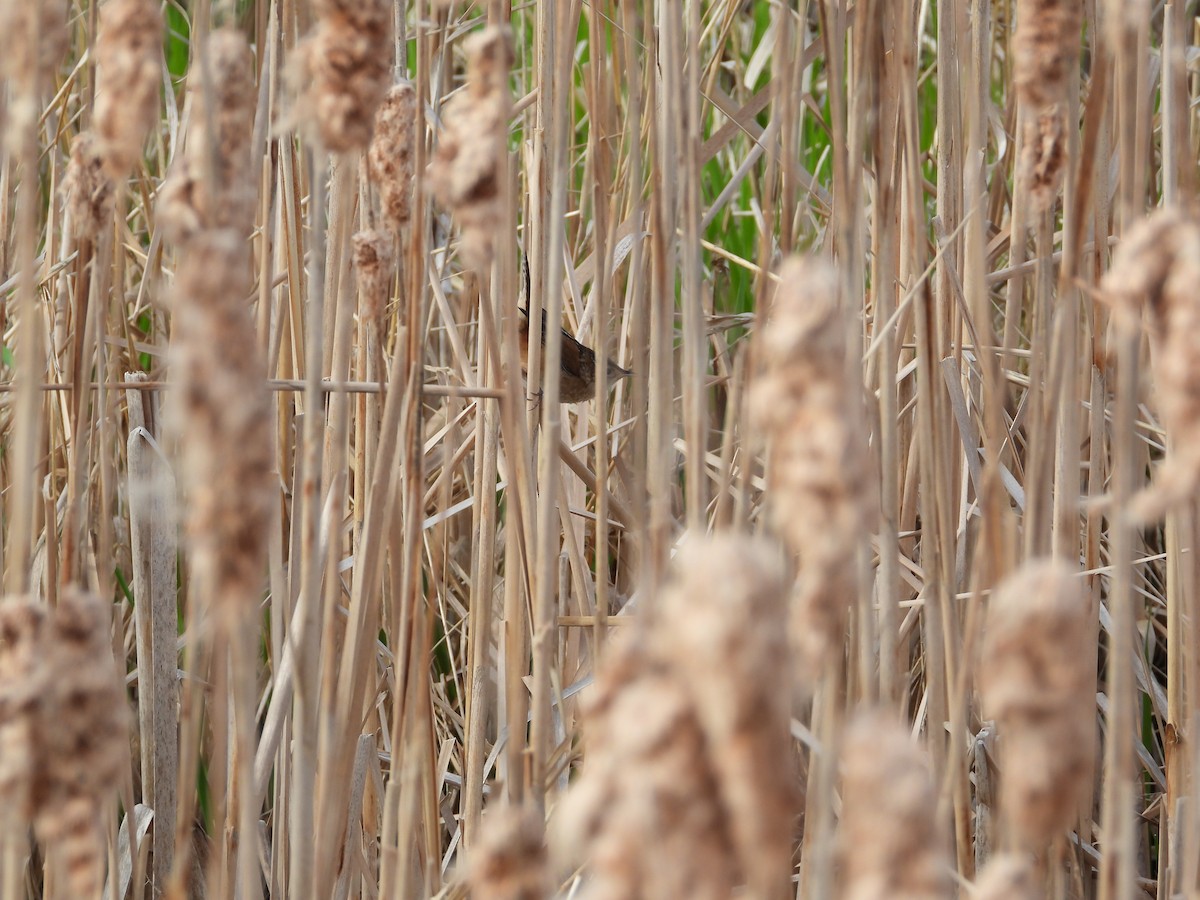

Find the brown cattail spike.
xmin=469 ymin=805 xmax=548 ymax=900
xmin=290 ymin=0 xmax=393 ymax=152
xmin=0 ymin=0 xmax=68 ymax=92
xmin=158 ymin=28 xmax=258 ymax=243
xmin=63 ymin=133 xmax=117 ymax=241
xmin=838 ymin=712 xmax=950 ymax=899
xmin=94 ymin=0 xmax=163 ymax=179
xmin=750 ymin=255 xmax=875 ymax=681
xmin=553 ymin=535 xmax=795 ymax=900
xmin=1013 ymin=0 xmax=1081 ymax=211
xmin=0 ymin=592 xmax=129 ymax=898
xmin=1101 ymin=207 xmax=1200 ymax=522
xmin=353 ymin=230 xmax=395 ymax=324
xmin=369 ymin=82 xmax=418 ymax=235
xmin=427 ymin=27 xmax=514 ymax=269
xmin=981 ymin=559 xmax=1094 ymax=848
xmin=169 ymin=229 xmax=274 ymax=616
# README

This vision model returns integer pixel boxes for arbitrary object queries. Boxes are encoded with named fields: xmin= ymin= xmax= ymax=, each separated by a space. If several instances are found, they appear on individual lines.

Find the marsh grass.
xmin=0 ymin=1 xmax=1196 ymax=898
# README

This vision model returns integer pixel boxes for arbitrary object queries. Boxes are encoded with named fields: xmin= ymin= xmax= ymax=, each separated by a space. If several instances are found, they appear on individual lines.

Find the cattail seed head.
xmin=63 ymin=132 xmax=117 ymax=240
xmin=1101 ymin=207 xmax=1200 ymax=522
xmin=981 ymin=559 xmax=1094 ymax=847
xmin=427 ymin=27 xmax=513 ymax=269
xmin=974 ymin=854 xmax=1039 ymax=900
xmin=94 ymin=0 xmax=163 ymax=178
xmin=838 ymin=712 xmax=950 ymax=900
xmin=1013 ymin=0 xmax=1081 ymax=211
xmin=353 ymin=230 xmax=394 ymax=323
xmin=290 ymin=0 xmax=393 ymax=152
xmin=159 ymin=28 xmax=258 ymax=243
xmin=169 ymin=229 xmax=274 ymax=617
xmin=369 ymin=82 xmax=418 ymax=234
xmin=750 ymin=256 xmax=875 ymax=680
xmin=0 ymin=0 xmax=68 ymax=91
xmin=469 ymin=805 xmax=548 ymax=900
xmin=554 ymin=535 xmax=796 ymax=900
xmin=0 ymin=591 xmax=129 ymax=898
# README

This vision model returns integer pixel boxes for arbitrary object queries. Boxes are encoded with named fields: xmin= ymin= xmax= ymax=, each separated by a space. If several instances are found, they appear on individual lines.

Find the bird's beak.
xmin=607 ymin=359 xmax=632 ymax=382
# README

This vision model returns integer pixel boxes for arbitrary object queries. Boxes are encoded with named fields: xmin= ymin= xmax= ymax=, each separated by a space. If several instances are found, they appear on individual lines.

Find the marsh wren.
xmin=516 ymin=258 xmax=632 ymax=403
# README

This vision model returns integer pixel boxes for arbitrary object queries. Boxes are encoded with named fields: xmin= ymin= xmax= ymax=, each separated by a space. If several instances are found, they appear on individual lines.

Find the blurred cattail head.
xmin=290 ymin=0 xmax=393 ymax=152
xmin=94 ymin=0 xmax=163 ymax=178
xmin=158 ymin=28 xmax=258 ymax=243
xmin=1013 ymin=0 xmax=1081 ymax=211
xmin=369 ymin=82 xmax=418 ymax=235
xmin=427 ymin=27 xmax=513 ymax=269
xmin=168 ymin=229 xmax=274 ymax=618
xmin=353 ymin=229 xmax=394 ymax=323
xmin=750 ymin=255 xmax=875 ymax=681
xmin=837 ymin=712 xmax=950 ymax=900
xmin=981 ymin=559 xmax=1094 ymax=848
xmin=553 ymin=535 xmax=796 ymax=900
xmin=63 ymin=132 xmax=116 ymax=240
xmin=973 ymin=854 xmax=1039 ymax=900
xmin=0 ymin=591 xmax=129 ymax=898
xmin=468 ymin=804 xmax=548 ymax=900
xmin=1101 ymin=207 xmax=1200 ymax=522
xmin=0 ymin=0 xmax=68 ymax=94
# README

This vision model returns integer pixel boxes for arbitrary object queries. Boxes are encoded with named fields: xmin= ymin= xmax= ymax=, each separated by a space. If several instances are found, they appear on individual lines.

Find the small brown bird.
xmin=515 ymin=255 xmax=631 ymax=403
xmin=518 ymin=305 xmax=632 ymax=403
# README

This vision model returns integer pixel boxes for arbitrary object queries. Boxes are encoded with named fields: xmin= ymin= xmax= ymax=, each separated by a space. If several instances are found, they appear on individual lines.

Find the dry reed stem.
xmin=981 ymin=559 xmax=1093 ymax=847
xmin=352 ymin=229 xmax=394 ymax=323
xmin=158 ymin=28 xmax=257 ymax=243
xmin=93 ymin=0 xmax=163 ymax=178
xmin=368 ymin=82 xmax=418 ymax=234
xmin=467 ymin=805 xmax=547 ymax=900
xmin=168 ymin=229 xmax=273 ymax=615
xmin=553 ymin=535 xmax=794 ymax=900
xmin=837 ymin=712 xmax=950 ymax=899
xmin=290 ymin=0 xmax=393 ymax=152
xmin=62 ymin=133 xmax=115 ymax=241
xmin=427 ymin=27 xmax=513 ymax=269
xmin=1013 ymin=0 xmax=1081 ymax=210
xmin=750 ymin=255 xmax=875 ymax=680
xmin=0 ymin=591 xmax=129 ymax=898
xmin=1102 ymin=207 xmax=1200 ymax=522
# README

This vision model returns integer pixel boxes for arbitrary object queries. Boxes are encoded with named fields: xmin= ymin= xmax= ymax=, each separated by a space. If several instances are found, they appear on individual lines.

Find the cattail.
xmin=0 ymin=591 xmax=129 ymax=898
xmin=0 ymin=598 xmax=47 ymax=823
xmin=553 ymin=535 xmax=795 ymax=900
xmin=158 ymin=28 xmax=258 ymax=243
xmin=353 ymin=230 xmax=394 ymax=323
xmin=980 ymin=559 xmax=1093 ymax=848
xmin=838 ymin=712 xmax=950 ymax=900
xmin=469 ymin=805 xmax=548 ymax=900
xmin=63 ymin=133 xmax=117 ymax=240
xmin=0 ymin=0 xmax=68 ymax=91
xmin=553 ymin=640 xmax=736 ymax=900
xmin=750 ymin=256 xmax=874 ymax=680
xmin=94 ymin=0 xmax=163 ymax=178
xmin=1013 ymin=0 xmax=1081 ymax=211
xmin=169 ymin=229 xmax=274 ymax=616
xmin=1102 ymin=207 xmax=1200 ymax=522
xmin=290 ymin=0 xmax=392 ymax=152
xmin=368 ymin=82 xmax=418 ymax=234
xmin=974 ymin=854 xmax=1039 ymax=900
xmin=650 ymin=537 xmax=795 ymax=898
xmin=427 ymin=27 xmax=513 ymax=269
